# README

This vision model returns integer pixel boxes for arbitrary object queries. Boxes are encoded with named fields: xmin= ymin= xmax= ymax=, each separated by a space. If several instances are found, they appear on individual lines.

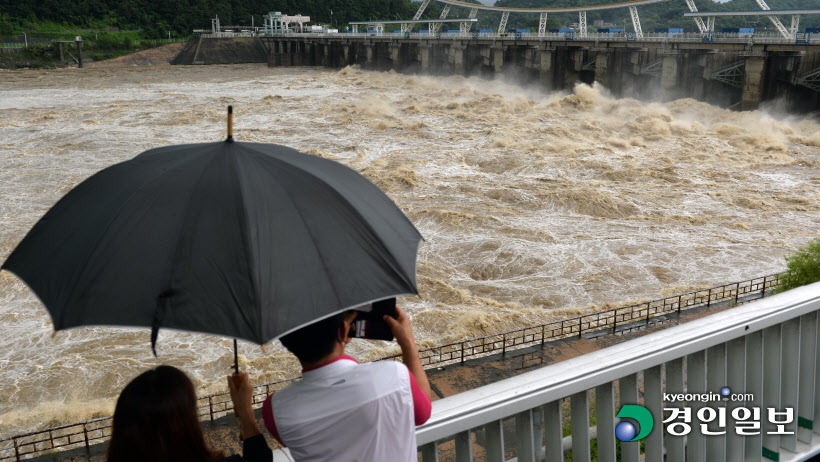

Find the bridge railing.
xmin=266 ymin=31 xmax=809 ymax=45
xmin=416 ymin=282 xmax=820 ymax=462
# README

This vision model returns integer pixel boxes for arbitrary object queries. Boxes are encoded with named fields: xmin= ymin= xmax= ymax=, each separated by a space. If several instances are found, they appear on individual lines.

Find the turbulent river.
xmin=1 ymin=63 xmax=819 ymax=436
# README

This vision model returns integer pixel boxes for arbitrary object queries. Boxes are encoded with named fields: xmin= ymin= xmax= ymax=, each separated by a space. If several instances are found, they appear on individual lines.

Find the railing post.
xmin=485 ymin=420 xmax=505 ymax=462
xmin=677 ymin=294 xmax=682 ymax=315
xmin=707 ymin=288 xmax=712 ymax=307
xmin=541 ymin=324 xmax=545 ymax=346
xmin=515 ymin=410 xmax=536 ymax=462
xmin=14 ymin=437 xmax=20 ymax=462
xmin=209 ymin=396 xmax=214 ymax=421
xmin=761 ymin=276 xmax=767 ymax=298
xmin=420 ymin=442 xmax=439 ymax=462
xmin=645 ymin=302 xmax=651 ymax=326
xmin=455 ymin=430 xmax=473 ymax=462
xmin=502 ymin=333 xmax=506 ymax=357
xmin=579 ymin=316 xmax=583 ymax=338
xmin=83 ymin=423 xmax=90 ymax=454
xmin=571 ymin=391 xmax=591 ymax=462
xmin=613 ymin=309 xmax=618 ymax=334
xmin=735 ymin=282 xmax=740 ymax=305
xmin=596 ymin=383 xmax=616 ymax=462
xmin=461 ymin=341 xmax=465 ymax=364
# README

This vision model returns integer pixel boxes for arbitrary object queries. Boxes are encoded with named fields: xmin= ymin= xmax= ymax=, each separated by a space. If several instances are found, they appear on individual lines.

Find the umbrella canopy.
xmin=1 ymin=140 xmax=422 ymax=351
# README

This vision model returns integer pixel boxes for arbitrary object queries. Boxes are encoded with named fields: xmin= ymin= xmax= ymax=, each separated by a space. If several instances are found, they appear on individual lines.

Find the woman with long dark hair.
xmin=106 ymin=365 xmax=272 ymax=462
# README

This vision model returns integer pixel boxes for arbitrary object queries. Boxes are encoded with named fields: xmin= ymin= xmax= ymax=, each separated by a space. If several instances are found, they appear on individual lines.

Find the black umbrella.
xmin=1 ymin=107 xmax=422 ymax=371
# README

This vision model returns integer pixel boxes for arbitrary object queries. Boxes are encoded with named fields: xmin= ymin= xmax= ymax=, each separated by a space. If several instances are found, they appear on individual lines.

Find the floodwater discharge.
xmin=1 ymin=64 xmax=819 ymax=436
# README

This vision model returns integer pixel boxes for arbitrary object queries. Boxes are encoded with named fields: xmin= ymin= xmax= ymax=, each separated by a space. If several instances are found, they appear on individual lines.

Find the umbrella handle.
xmin=233 ymin=338 xmax=239 ymax=374
xmin=226 ymin=106 xmax=234 ymax=143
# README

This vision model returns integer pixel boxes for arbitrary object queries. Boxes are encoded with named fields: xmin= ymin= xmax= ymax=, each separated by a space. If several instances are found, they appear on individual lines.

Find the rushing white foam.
xmin=1 ymin=64 xmax=818 ymax=436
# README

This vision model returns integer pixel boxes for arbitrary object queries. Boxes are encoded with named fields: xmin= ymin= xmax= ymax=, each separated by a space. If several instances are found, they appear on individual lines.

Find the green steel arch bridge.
xmin=391 ymin=0 xmax=820 ymax=40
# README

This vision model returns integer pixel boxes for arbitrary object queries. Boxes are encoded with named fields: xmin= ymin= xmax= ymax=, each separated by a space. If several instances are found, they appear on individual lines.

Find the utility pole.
xmin=76 ymin=36 xmax=83 ymax=68
xmin=23 ymin=32 xmax=27 ymax=48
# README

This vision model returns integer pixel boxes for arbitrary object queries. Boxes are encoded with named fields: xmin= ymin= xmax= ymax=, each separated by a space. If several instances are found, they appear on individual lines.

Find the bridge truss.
xmin=400 ymin=0 xmax=820 ymax=41
xmin=753 ymin=0 xmax=790 ymax=39
xmin=684 ymin=8 xmax=820 ymax=41
xmin=711 ymin=60 xmax=745 ymax=88
xmin=411 ymin=0 xmax=672 ymax=38
xmin=798 ymin=68 xmax=820 ymax=93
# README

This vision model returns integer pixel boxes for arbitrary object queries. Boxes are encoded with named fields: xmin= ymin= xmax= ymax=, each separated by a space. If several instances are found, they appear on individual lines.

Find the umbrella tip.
xmin=226 ymin=105 xmax=234 ymax=143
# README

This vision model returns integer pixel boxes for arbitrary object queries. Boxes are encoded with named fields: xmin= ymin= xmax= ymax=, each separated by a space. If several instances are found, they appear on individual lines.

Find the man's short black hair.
xmin=280 ymin=313 xmax=347 ymax=364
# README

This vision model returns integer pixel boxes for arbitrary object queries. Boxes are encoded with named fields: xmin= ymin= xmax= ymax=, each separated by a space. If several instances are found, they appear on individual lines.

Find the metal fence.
xmin=416 ymin=280 xmax=820 ymax=462
xmin=265 ymin=31 xmax=815 ymax=45
xmin=0 ymin=273 xmax=781 ymax=461
xmin=395 ymin=273 xmax=780 ymax=369
xmin=132 ymin=37 xmax=191 ymax=46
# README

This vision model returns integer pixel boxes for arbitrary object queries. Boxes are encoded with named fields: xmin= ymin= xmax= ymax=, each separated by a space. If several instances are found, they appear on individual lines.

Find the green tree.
xmin=0 ymin=12 xmax=19 ymax=35
xmin=775 ymin=238 xmax=820 ymax=294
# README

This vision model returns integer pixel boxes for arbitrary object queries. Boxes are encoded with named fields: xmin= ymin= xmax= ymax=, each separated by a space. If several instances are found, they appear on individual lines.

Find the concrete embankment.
xmin=171 ymin=37 xmax=266 ymax=65
xmin=83 ymin=43 xmax=186 ymax=67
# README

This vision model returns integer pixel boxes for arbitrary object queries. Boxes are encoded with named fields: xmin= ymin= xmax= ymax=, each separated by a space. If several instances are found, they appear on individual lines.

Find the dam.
xmin=259 ymin=33 xmax=820 ymax=112
xmin=168 ymin=0 xmax=820 ymax=112
xmin=170 ymin=33 xmax=820 ymax=112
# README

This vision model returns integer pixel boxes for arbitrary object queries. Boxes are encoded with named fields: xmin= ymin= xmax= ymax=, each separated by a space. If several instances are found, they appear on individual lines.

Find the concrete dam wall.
xmin=171 ymin=36 xmax=820 ymax=112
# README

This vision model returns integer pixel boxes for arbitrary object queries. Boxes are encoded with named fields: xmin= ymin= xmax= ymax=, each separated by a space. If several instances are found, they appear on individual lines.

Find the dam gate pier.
xmin=258 ymin=35 xmax=820 ymax=112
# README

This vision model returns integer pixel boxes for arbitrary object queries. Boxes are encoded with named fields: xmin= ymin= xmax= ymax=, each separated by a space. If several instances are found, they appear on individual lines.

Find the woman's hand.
xmin=228 ymin=373 xmax=262 ymax=438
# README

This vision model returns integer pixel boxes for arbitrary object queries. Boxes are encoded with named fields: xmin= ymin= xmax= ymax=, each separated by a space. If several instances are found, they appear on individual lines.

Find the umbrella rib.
xmin=278 ymin=180 xmax=345 ymax=310
xmin=229 ymin=151 xmax=263 ymax=342
xmin=57 ymin=144 xmax=207 ymax=324
xmin=164 ymin=145 xmax=230 ymax=294
xmin=242 ymin=144 xmax=419 ymax=294
xmin=241 ymin=145 xmax=346 ymax=310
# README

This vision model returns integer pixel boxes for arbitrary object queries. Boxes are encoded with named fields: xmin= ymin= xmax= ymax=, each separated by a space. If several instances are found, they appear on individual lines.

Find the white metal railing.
xmin=258 ymin=31 xmax=816 ymax=45
xmin=416 ymin=281 xmax=820 ymax=462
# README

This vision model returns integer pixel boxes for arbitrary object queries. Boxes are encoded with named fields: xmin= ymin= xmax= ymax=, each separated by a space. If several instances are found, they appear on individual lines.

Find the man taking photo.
xmin=262 ymin=305 xmax=432 ymax=461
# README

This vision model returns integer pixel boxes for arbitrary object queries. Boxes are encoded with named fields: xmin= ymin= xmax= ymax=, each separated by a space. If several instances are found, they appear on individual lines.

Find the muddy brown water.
xmin=1 ymin=63 xmax=818 ymax=436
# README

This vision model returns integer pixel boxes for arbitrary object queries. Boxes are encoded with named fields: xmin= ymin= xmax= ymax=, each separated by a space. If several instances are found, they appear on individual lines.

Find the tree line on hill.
xmin=0 ymin=0 xmax=817 ymax=37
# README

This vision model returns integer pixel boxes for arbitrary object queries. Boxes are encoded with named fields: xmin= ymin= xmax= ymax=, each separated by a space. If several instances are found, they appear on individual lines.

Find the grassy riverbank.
xmin=0 ymin=36 xmax=188 ymax=69
xmin=0 ymin=17 xmax=187 ymax=69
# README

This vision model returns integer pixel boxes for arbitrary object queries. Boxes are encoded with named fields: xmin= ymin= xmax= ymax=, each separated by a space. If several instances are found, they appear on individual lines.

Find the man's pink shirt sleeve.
xmin=408 ymin=371 xmax=432 ymax=425
xmin=262 ymin=394 xmax=284 ymax=446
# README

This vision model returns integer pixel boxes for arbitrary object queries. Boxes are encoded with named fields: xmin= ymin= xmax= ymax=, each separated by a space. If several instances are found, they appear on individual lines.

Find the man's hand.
xmin=384 ymin=306 xmax=433 ymax=401
xmin=383 ymin=305 xmax=417 ymax=350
